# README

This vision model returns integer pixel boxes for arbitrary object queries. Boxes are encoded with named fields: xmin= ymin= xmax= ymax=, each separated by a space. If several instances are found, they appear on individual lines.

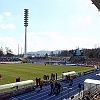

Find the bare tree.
xmin=5 ymin=47 xmax=13 ymax=56
xmin=0 ymin=47 xmax=4 ymax=56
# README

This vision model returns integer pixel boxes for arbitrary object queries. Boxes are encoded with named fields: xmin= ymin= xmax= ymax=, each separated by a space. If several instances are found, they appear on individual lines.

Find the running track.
xmin=7 ymin=69 xmax=100 ymax=100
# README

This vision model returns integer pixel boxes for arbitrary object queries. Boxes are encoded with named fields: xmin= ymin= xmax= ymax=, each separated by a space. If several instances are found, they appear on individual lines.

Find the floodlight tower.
xmin=24 ymin=9 xmax=29 ymax=56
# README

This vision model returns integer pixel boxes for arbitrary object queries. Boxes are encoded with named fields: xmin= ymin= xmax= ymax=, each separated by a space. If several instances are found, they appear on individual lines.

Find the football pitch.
xmin=0 ymin=63 xmax=95 ymax=85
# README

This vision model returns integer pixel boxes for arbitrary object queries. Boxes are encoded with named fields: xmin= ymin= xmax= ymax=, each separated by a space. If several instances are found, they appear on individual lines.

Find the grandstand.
xmin=0 ymin=57 xmax=22 ymax=64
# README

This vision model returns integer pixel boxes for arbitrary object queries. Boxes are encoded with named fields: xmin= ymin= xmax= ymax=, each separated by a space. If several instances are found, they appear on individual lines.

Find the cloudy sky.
xmin=0 ymin=0 xmax=100 ymax=54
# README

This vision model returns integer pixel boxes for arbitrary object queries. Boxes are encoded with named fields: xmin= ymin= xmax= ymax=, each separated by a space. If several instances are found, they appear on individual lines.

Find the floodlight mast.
xmin=24 ymin=9 xmax=29 ymax=56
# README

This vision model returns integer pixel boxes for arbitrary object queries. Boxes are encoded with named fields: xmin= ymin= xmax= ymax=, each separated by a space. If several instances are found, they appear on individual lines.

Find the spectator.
xmin=43 ymin=75 xmax=46 ymax=80
xmin=50 ymin=81 xmax=54 ymax=94
xmin=57 ymin=82 xmax=61 ymax=94
xmin=39 ymin=80 xmax=43 ymax=90
xmin=47 ymin=75 xmax=49 ymax=80
xmin=51 ymin=73 xmax=53 ymax=81
xmin=38 ymin=78 xmax=41 ymax=86
xmin=18 ymin=77 xmax=20 ymax=82
xmin=70 ymin=76 xmax=73 ymax=84
xmin=56 ymin=73 xmax=57 ymax=80
xmin=68 ymin=75 xmax=70 ymax=82
xmin=66 ymin=75 xmax=68 ymax=81
xmin=36 ymin=77 xmax=38 ymax=87
xmin=0 ymin=74 xmax=2 ymax=81
xmin=78 ymin=83 xmax=81 ymax=93
xmin=55 ymin=81 xmax=58 ymax=87
xmin=16 ymin=78 xmax=18 ymax=82
xmin=16 ymin=77 xmax=20 ymax=82
xmin=53 ymin=74 xmax=55 ymax=80
xmin=78 ymin=83 xmax=81 ymax=88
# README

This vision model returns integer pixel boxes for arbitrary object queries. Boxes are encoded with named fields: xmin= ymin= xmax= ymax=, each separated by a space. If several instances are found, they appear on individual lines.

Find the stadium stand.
xmin=0 ymin=80 xmax=35 ymax=100
xmin=0 ymin=57 xmax=22 ymax=64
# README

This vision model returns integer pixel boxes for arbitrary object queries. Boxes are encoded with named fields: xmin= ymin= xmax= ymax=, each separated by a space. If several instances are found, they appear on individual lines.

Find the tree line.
xmin=0 ymin=46 xmax=100 ymax=59
xmin=0 ymin=47 xmax=13 ymax=56
xmin=50 ymin=48 xmax=100 ymax=59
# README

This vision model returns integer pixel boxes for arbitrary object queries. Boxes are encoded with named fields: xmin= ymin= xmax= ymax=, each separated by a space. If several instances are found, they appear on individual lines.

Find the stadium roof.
xmin=91 ymin=0 xmax=100 ymax=11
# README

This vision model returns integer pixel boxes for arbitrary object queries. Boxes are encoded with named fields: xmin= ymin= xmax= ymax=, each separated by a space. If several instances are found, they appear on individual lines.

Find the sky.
xmin=0 ymin=0 xmax=100 ymax=54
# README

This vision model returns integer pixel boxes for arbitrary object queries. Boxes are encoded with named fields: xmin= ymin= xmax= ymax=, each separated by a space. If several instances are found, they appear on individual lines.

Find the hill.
xmin=27 ymin=50 xmax=60 ymax=55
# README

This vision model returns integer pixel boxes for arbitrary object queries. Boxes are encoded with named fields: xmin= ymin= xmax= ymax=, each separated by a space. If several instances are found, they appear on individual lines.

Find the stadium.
xmin=0 ymin=0 xmax=100 ymax=100
xmin=0 ymin=46 xmax=100 ymax=100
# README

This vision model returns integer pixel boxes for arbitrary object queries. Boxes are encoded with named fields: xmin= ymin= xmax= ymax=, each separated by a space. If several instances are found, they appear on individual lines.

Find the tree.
xmin=45 ymin=53 xmax=48 ymax=57
xmin=57 ymin=51 xmax=61 ymax=57
xmin=0 ymin=47 xmax=4 ymax=56
xmin=5 ymin=47 xmax=13 ymax=56
xmin=50 ymin=51 xmax=54 ymax=57
xmin=60 ymin=50 xmax=69 ymax=57
xmin=89 ymin=52 xmax=94 ymax=58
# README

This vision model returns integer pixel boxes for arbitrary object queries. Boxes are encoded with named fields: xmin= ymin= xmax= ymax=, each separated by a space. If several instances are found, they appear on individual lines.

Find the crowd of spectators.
xmin=0 ymin=57 xmax=22 ymax=62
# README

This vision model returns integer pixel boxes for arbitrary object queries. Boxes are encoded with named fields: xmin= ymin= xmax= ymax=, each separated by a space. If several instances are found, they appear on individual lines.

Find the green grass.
xmin=0 ymin=63 xmax=95 ymax=85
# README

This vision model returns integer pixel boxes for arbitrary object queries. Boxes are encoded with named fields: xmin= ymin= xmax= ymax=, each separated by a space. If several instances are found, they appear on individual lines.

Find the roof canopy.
xmin=84 ymin=79 xmax=100 ymax=85
xmin=91 ymin=0 xmax=100 ymax=10
xmin=0 ymin=80 xmax=33 ymax=90
xmin=62 ymin=71 xmax=76 ymax=76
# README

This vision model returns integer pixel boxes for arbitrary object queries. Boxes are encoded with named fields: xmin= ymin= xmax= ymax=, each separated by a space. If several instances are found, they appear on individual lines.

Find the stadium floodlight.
xmin=24 ymin=9 xmax=29 ymax=56
xmin=91 ymin=0 xmax=100 ymax=11
xmin=24 ymin=9 xmax=29 ymax=27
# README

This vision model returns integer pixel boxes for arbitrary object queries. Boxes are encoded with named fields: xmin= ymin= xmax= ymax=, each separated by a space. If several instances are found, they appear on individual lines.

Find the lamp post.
xmin=24 ymin=9 xmax=29 ymax=56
